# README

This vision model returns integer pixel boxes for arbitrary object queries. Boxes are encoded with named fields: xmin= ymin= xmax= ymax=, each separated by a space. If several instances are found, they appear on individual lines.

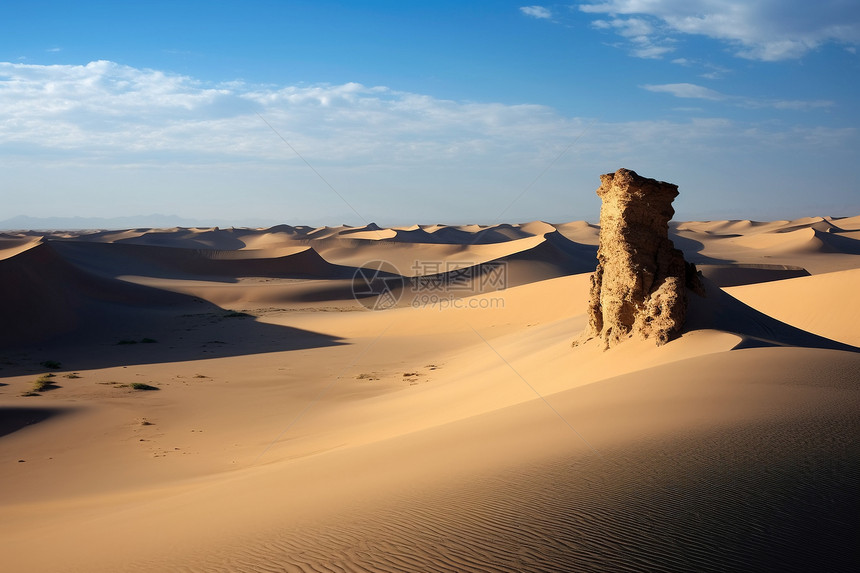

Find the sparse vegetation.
xmin=100 ymin=381 xmax=159 ymax=391
xmin=356 ymin=373 xmax=379 ymax=380
xmin=64 ymin=373 xmax=82 ymax=379
xmin=33 ymin=375 xmax=54 ymax=391
xmin=224 ymin=311 xmax=253 ymax=318
xmin=102 ymin=381 xmax=160 ymax=391
xmin=40 ymin=360 xmax=62 ymax=369
xmin=23 ymin=374 xmax=58 ymax=396
xmin=127 ymin=382 xmax=160 ymax=391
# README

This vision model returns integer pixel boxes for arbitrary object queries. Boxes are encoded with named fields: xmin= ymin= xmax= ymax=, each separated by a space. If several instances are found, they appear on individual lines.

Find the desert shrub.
xmin=40 ymin=360 xmax=61 ymax=369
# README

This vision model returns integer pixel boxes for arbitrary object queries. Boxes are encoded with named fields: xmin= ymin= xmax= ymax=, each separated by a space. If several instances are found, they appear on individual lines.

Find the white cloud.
xmin=0 ymin=60 xmax=854 ymax=223
xmin=520 ymin=5 xmax=552 ymax=19
xmin=0 ymin=60 xmax=578 ymax=167
xmin=579 ymin=0 xmax=860 ymax=61
xmin=0 ymin=60 xmax=846 ymax=166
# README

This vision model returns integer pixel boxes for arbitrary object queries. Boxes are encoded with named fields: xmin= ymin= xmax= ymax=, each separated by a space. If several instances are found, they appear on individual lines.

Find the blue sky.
xmin=2 ymin=0 xmax=859 ymax=226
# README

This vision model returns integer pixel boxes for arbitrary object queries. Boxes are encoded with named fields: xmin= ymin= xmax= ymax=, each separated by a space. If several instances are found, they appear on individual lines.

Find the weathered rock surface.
xmin=580 ymin=168 xmax=702 ymax=348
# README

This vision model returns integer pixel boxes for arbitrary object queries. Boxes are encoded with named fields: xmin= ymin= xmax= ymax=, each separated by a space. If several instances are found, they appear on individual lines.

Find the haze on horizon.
xmin=2 ymin=1 xmax=859 ymax=227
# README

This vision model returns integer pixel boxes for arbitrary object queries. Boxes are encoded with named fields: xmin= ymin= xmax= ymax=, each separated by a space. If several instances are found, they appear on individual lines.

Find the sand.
xmin=0 ymin=216 xmax=858 ymax=572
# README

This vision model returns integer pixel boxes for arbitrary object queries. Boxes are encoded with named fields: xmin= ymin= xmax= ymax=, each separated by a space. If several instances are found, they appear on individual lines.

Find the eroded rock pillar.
xmin=581 ymin=168 xmax=700 ymax=348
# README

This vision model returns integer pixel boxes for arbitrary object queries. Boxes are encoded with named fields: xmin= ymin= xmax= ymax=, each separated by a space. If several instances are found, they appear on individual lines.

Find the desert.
xmin=3 ymin=3 xmax=859 ymax=570
xmin=1 ymin=206 xmax=858 ymax=571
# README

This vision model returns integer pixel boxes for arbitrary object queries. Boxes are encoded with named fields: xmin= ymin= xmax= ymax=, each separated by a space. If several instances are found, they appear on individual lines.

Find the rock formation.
xmin=580 ymin=168 xmax=702 ymax=348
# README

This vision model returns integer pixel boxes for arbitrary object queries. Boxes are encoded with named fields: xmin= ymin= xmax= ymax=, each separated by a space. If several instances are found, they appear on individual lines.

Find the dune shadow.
xmin=515 ymin=231 xmax=598 ymax=274
xmin=686 ymin=280 xmax=859 ymax=353
xmin=0 ymin=238 xmax=356 ymax=372
xmin=46 ymin=240 xmax=356 ymax=284
xmin=697 ymin=264 xmax=810 ymax=287
xmin=115 ymin=229 xmax=249 ymax=250
xmin=816 ymin=229 xmax=860 ymax=255
xmin=12 ymin=310 xmax=348 ymax=373
xmin=0 ymin=244 xmax=348 ymax=372
xmin=0 ymin=406 xmax=71 ymax=438
xmin=669 ymin=230 xmax=733 ymax=265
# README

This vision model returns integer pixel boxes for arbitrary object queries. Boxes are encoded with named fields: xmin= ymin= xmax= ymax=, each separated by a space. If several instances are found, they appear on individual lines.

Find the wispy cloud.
xmin=671 ymin=57 xmax=731 ymax=79
xmin=520 ymin=5 xmax=552 ymax=20
xmin=591 ymin=16 xmax=674 ymax=58
xmin=643 ymin=83 xmax=725 ymax=100
xmin=579 ymin=0 xmax=860 ymax=61
xmin=748 ymin=98 xmax=835 ymax=111
xmin=643 ymin=82 xmax=835 ymax=110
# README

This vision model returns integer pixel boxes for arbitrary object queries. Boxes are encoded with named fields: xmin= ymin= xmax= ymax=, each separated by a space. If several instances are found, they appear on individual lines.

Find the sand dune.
xmin=0 ymin=235 xmax=43 ymax=260
xmin=673 ymin=217 xmax=860 ymax=273
xmin=1 ymin=216 xmax=859 ymax=572
xmin=554 ymin=220 xmax=601 ymax=245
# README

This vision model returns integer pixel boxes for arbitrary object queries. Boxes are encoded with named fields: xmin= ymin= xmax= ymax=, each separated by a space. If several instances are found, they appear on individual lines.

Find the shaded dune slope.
xmin=0 ymin=242 xmax=344 ymax=360
xmin=687 ymin=277 xmax=859 ymax=352
xmin=696 ymin=263 xmax=810 ymax=287
xmin=48 ymin=240 xmax=355 ymax=281
xmin=0 ymin=242 xmax=189 ymax=346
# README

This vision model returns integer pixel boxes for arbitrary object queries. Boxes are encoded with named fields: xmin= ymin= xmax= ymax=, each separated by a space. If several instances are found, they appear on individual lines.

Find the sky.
xmin=1 ymin=0 xmax=859 ymax=226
